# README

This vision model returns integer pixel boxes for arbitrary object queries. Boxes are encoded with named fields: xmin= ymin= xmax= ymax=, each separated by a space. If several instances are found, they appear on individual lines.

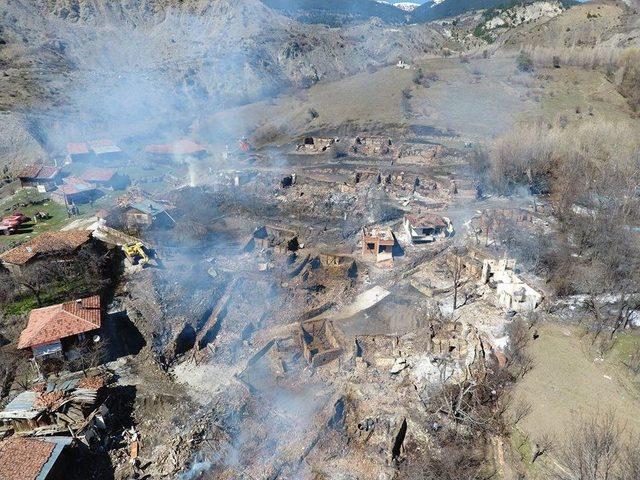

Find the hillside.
xmin=261 ymin=0 xmax=410 ymax=25
xmin=412 ymin=0 xmax=578 ymax=22
xmin=0 ymin=0 xmax=445 ymax=159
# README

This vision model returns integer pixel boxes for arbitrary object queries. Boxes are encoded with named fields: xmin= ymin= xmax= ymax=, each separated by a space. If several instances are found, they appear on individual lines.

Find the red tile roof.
xmin=0 ymin=437 xmax=55 ymax=480
xmin=18 ymin=295 xmax=102 ymax=349
xmin=17 ymin=164 xmax=60 ymax=180
xmin=88 ymin=139 xmax=116 ymax=148
xmin=80 ymin=167 xmax=116 ymax=182
xmin=58 ymin=177 xmax=96 ymax=195
xmin=0 ymin=229 xmax=92 ymax=266
xmin=145 ymin=139 xmax=207 ymax=156
xmin=67 ymin=142 xmax=90 ymax=155
xmin=17 ymin=165 xmax=41 ymax=178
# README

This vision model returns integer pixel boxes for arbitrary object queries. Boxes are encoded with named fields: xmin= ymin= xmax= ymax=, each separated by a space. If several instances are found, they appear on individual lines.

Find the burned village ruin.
xmin=2 ymin=0 xmax=640 ymax=479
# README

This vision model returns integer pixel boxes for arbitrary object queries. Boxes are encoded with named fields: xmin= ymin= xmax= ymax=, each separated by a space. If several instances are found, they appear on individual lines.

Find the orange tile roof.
xmin=0 ymin=230 xmax=92 ymax=266
xmin=80 ymin=167 xmax=116 ymax=182
xmin=88 ymin=139 xmax=117 ymax=148
xmin=67 ymin=142 xmax=90 ymax=155
xmin=0 ymin=437 xmax=55 ymax=480
xmin=57 ymin=180 xmax=96 ymax=195
xmin=145 ymin=139 xmax=206 ymax=156
xmin=18 ymin=295 xmax=102 ymax=349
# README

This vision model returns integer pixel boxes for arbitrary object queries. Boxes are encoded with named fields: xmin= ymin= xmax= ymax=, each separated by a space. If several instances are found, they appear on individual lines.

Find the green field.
xmin=512 ymin=322 xmax=640 ymax=476
xmin=0 ymin=189 xmax=71 ymax=248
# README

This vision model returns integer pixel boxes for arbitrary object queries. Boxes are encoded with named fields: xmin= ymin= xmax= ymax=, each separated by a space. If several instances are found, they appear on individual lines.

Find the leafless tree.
xmin=4 ymin=245 xmax=111 ymax=308
xmin=551 ymin=413 xmax=623 ymax=480
xmin=446 ymin=249 xmax=464 ymax=311
xmin=531 ymin=433 xmax=554 ymax=464
xmin=619 ymin=442 xmax=640 ymax=480
xmin=12 ymin=262 xmax=62 ymax=306
xmin=69 ymin=337 xmax=109 ymax=376
xmin=506 ymin=319 xmax=535 ymax=378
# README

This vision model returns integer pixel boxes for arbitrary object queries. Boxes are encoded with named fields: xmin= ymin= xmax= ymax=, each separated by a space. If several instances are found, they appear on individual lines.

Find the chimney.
xmin=76 ymin=299 xmax=83 ymax=309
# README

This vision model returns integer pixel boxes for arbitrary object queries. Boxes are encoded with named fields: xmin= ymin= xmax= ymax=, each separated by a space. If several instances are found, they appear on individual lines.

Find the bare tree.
xmin=70 ymin=337 xmax=109 ymax=376
xmin=551 ymin=413 xmax=623 ymax=480
xmin=619 ymin=442 xmax=640 ymax=480
xmin=12 ymin=262 xmax=62 ymax=306
xmin=5 ymin=245 xmax=111 ymax=308
xmin=446 ymin=249 xmax=464 ymax=311
xmin=531 ymin=433 xmax=554 ymax=464
xmin=505 ymin=319 xmax=535 ymax=378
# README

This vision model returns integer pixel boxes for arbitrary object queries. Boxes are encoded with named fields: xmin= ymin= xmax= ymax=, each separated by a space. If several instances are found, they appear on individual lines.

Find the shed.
xmin=66 ymin=142 xmax=92 ymax=163
xmin=17 ymin=165 xmax=61 ymax=189
xmin=51 ymin=177 xmax=98 ymax=205
xmin=123 ymin=200 xmax=174 ymax=231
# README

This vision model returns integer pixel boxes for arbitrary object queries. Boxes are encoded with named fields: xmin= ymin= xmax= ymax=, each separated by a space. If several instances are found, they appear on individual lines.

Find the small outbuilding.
xmin=123 ymin=200 xmax=175 ymax=232
xmin=17 ymin=165 xmax=61 ymax=190
xmin=80 ymin=167 xmax=129 ymax=190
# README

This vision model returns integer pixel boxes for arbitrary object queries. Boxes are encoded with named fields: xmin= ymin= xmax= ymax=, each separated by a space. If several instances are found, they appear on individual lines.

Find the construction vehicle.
xmin=123 ymin=242 xmax=150 ymax=266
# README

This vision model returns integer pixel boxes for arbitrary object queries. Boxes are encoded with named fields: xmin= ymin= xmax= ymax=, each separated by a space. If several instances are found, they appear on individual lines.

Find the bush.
xmin=516 ymin=51 xmax=534 ymax=72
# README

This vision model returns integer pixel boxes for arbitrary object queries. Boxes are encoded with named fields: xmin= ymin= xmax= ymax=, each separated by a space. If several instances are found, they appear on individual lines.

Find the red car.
xmin=1 ymin=218 xmax=20 ymax=228
xmin=2 ymin=212 xmax=29 ymax=225
xmin=6 ymin=212 xmax=29 ymax=224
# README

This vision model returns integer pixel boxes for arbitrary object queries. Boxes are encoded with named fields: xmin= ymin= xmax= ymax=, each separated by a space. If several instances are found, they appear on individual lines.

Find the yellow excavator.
xmin=123 ymin=242 xmax=150 ymax=266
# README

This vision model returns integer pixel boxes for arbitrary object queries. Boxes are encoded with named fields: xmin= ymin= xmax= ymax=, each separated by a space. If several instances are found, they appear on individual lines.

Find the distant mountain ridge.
xmin=412 ymin=0 xmax=577 ymax=21
xmin=261 ymin=0 xmax=409 ymax=25
xmin=393 ymin=2 xmax=421 ymax=11
xmin=261 ymin=0 xmax=577 ymax=25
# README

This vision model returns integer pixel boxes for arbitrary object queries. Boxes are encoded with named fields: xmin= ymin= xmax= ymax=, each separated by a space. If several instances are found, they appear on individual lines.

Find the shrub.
xmin=516 ymin=51 xmax=534 ymax=72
